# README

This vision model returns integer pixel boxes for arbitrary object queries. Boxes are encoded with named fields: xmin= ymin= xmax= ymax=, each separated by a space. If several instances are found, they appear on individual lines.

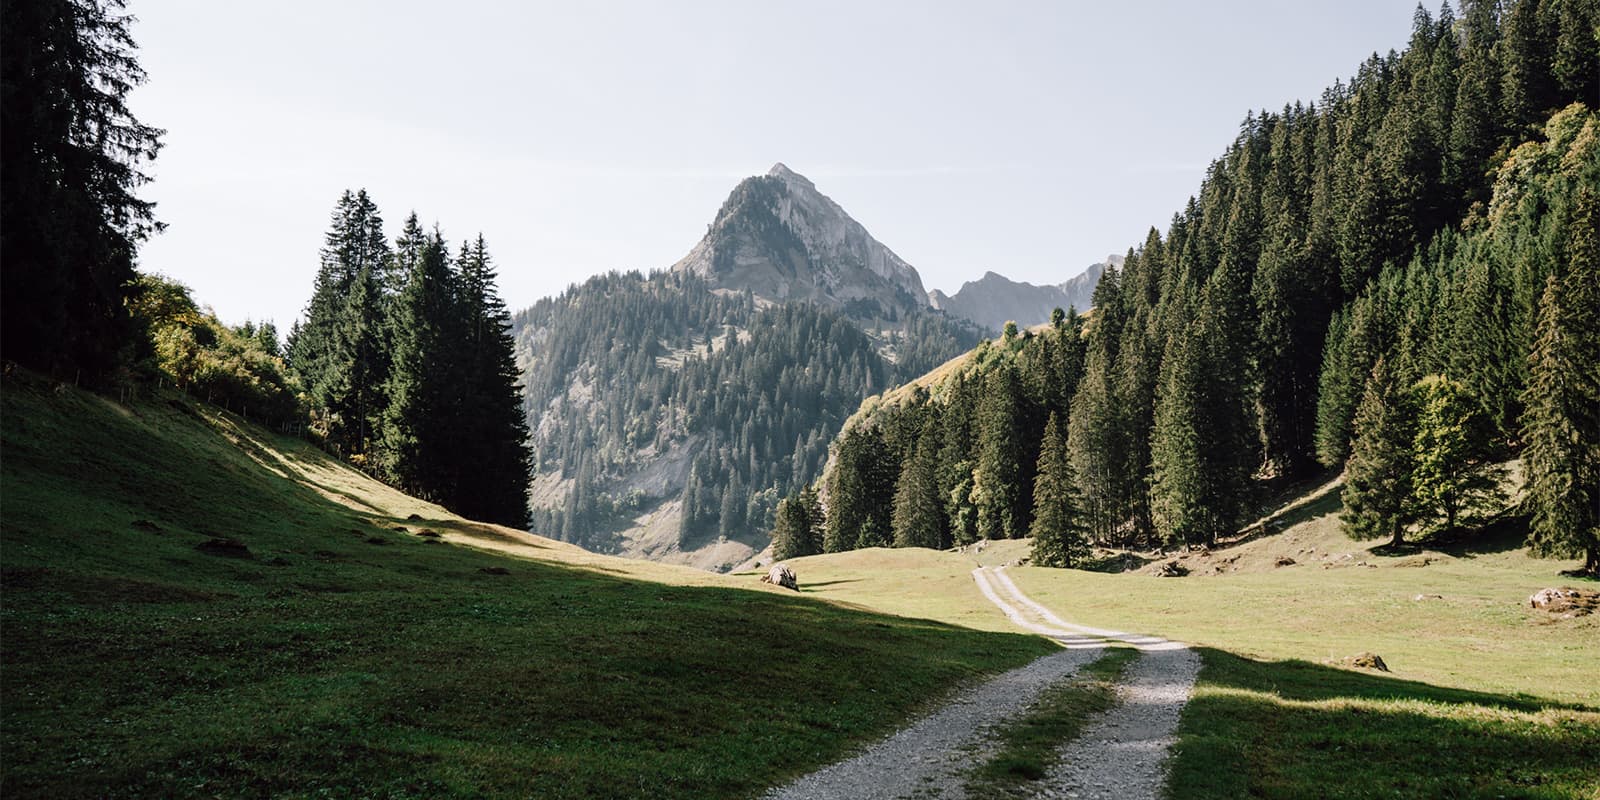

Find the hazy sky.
xmin=130 ymin=0 xmax=1421 ymax=328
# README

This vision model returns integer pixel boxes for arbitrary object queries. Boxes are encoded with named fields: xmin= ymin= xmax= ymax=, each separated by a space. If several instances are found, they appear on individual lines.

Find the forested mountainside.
xmin=782 ymin=1 xmax=1600 ymax=572
xmin=512 ymin=269 xmax=978 ymax=564
xmin=927 ymin=257 xmax=1116 ymax=332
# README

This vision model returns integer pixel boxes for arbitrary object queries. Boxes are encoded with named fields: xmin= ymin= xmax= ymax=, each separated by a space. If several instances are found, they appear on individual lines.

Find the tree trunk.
xmin=1389 ymin=516 xmax=1405 ymax=548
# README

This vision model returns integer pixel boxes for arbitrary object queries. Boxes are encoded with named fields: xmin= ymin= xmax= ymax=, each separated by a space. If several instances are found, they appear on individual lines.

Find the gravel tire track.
xmin=763 ymin=566 xmax=1199 ymax=800
xmin=762 ymin=645 xmax=1103 ymax=800
xmin=980 ymin=566 xmax=1202 ymax=800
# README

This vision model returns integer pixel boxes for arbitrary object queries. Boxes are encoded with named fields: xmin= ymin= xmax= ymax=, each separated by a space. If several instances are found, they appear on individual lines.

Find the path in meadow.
xmin=764 ymin=566 xmax=1199 ymax=800
xmin=978 ymin=565 xmax=1201 ymax=800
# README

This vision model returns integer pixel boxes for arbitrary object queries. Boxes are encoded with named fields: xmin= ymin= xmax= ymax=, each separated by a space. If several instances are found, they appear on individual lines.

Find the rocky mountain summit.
xmin=672 ymin=163 xmax=930 ymax=319
xmin=928 ymin=255 xmax=1122 ymax=332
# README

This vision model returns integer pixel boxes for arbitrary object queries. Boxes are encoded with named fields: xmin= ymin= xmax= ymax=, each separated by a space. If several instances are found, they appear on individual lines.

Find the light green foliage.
xmin=130 ymin=274 xmax=302 ymax=425
xmin=1410 ymin=375 xmax=1505 ymax=532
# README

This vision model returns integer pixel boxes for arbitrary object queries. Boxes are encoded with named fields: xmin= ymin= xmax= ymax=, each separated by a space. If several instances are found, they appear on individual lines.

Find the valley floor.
xmin=772 ymin=491 xmax=1600 ymax=799
xmin=5 ymin=373 xmax=1597 ymax=798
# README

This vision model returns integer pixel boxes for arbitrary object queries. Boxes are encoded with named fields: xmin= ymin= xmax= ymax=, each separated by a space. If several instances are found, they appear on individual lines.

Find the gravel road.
xmin=1040 ymin=644 xmax=1202 ymax=799
xmin=762 ymin=645 xmax=1103 ymax=800
xmin=764 ymin=566 xmax=1200 ymax=800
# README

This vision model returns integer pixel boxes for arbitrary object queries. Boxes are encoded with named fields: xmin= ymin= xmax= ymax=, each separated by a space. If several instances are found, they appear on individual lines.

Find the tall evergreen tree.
xmin=771 ymin=492 xmax=816 ymax=561
xmin=1341 ymin=358 xmax=1418 ymax=547
xmin=380 ymin=221 xmax=459 ymax=498
xmin=331 ymin=264 xmax=388 ymax=459
xmin=1 ymin=0 xmax=163 ymax=380
xmin=291 ymin=190 xmax=392 ymax=451
xmin=1029 ymin=413 xmax=1090 ymax=568
xmin=891 ymin=415 xmax=946 ymax=550
xmin=974 ymin=363 xmax=1025 ymax=540
xmin=1521 ymin=192 xmax=1600 ymax=573
xmin=448 ymin=235 xmax=532 ymax=526
xmin=824 ymin=425 xmax=895 ymax=552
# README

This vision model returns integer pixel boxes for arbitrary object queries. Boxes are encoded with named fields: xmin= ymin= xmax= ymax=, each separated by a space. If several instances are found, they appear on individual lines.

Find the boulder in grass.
xmin=761 ymin=563 xmax=799 ymax=591
xmin=1342 ymin=652 xmax=1390 ymax=672
xmin=1155 ymin=559 xmax=1188 ymax=578
xmin=1529 ymin=587 xmax=1599 ymax=616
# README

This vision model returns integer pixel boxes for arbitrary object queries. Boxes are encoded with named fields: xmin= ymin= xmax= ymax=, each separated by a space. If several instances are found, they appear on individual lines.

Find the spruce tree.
xmin=1029 ymin=413 xmax=1090 ymax=568
xmin=974 ymin=363 xmax=1024 ymax=540
xmin=891 ymin=416 xmax=946 ymax=549
xmin=331 ymin=265 xmax=388 ymax=459
xmin=292 ymin=190 xmax=391 ymax=452
xmin=1521 ymin=198 xmax=1600 ymax=573
xmin=1341 ymin=358 xmax=1418 ymax=547
xmin=824 ymin=425 xmax=894 ymax=552
xmin=1 ymin=0 xmax=163 ymax=380
xmin=770 ymin=493 xmax=815 ymax=561
xmin=380 ymin=221 xmax=459 ymax=499
xmin=449 ymin=235 xmax=532 ymax=526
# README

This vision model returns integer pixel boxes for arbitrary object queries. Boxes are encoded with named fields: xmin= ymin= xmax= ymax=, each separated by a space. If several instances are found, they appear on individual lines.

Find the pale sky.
xmin=129 ymin=0 xmax=1422 ymax=328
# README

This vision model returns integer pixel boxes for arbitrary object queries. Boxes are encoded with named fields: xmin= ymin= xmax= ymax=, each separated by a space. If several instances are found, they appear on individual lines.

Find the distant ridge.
xmin=928 ymin=255 xmax=1121 ymax=331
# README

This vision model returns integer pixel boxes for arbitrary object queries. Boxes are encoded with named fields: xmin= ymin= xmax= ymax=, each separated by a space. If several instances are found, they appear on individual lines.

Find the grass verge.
xmin=963 ymin=646 xmax=1140 ymax=798
xmin=0 ymin=373 xmax=1055 ymax=798
xmin=1170 ymin=648 xmax=1600 ymax=799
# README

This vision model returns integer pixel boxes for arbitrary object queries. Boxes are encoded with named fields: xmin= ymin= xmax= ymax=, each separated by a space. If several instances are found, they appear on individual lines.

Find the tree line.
xmin=779 ymin=0 xmax=1600 ymax=573
xmin=284 ymin=191 xmax=532 ymax=527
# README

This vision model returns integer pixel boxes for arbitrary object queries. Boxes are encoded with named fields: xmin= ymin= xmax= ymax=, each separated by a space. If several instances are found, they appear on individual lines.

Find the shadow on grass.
xmin=1423 ymin=511 xmax=1535 ymax=558
xmin=1078 ymin=551 xmax=1152 ymax=573
xmin=1169 ymin=647 xmax=1600 ymax=800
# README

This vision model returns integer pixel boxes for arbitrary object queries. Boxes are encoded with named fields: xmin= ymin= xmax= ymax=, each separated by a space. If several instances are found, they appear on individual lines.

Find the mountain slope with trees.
xmin=512 ymin=270 xmax=979 ymax=567
xmin=802 ymin=0 xmax=1600 ymax=572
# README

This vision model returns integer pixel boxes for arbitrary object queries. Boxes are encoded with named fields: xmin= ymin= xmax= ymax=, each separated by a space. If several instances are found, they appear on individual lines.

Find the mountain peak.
xmin=671 ymin=166 xmax=928 ymax=318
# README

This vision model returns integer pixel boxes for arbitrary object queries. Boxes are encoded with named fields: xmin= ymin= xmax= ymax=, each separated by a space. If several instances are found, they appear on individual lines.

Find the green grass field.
xmin=0 ymin=373 xmax=1053 ymax=799
xmin=784 ymin=493 xmax=1600 ymax=798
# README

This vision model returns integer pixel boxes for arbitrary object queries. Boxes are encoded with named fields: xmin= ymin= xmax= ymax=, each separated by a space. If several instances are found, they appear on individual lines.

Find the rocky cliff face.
xmin=927 ymin=256 xmax=1121 ymax=332
xmin=672 ymin=163 xmax=930 ymax=319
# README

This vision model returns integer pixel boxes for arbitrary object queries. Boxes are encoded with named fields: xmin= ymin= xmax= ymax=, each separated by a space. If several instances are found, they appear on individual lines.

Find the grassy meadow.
xmin=782 ymin=484 xmax=1600 ymax=798
xmin=0 ymin=373 xmax=1053 ymax=799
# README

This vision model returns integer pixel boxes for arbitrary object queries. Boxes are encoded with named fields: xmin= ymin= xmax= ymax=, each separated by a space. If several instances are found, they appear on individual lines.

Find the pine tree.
xmin=891 ymin=415 xmax=946 ymax=549
xmin=1411 ymin=375 xmax=1505 ymax=532
xmin=1029 ymin=413 xmax=1090 ymax=568
xmin=1449 ymin=254 xmax=1519 ymax=441
xmin=380 ymin=221 xmax=459 ymax=498
xmin=331 ymin=264 xmax=388 ymax=459
xmin=1520 ymin=188 xmax=1600 ymax=573
xmin=1150 ymin=328 xmax=1208 ymax=547
xmin=771 ymin=493 xmax=815 ymax=561
xmin=1341 ymin=358 xmax=1418 ymax=547
xmin=974 ymin=363 xmax=1024 ymax=540
xmin=1 ymin=0 xmax=163 ymax=381
xmin=291 ymin=190 xmax=391 ymax=452
xmin=449 ymin=235 xmax=532 ymax=526
xmin=824 ymin=425 xmax=894 ymax=552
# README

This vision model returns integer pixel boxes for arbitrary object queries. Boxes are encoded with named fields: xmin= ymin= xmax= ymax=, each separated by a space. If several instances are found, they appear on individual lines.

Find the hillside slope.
xmin=0 ymin=371 xmax=1051 ymax=799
